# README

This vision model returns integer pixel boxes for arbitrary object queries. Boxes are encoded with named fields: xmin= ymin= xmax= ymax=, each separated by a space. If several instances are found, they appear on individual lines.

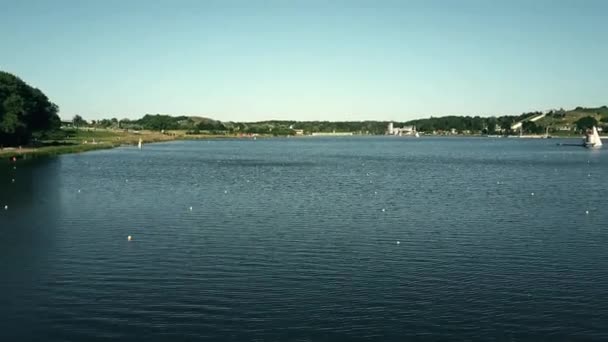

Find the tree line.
xmin=73 ymin=111 xmax=608 ymax=136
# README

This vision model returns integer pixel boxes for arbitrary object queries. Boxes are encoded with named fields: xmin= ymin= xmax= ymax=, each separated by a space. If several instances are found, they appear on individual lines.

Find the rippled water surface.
xmin=1 ymin=137 xmax=607 ymax=341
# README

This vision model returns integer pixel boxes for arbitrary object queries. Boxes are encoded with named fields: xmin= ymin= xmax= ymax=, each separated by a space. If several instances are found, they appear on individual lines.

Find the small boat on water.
xmin=415 ymin=132 xmax=420 ymax=138
xmin=583 ymin=126 xmax=603 ymax=149
xmin=138 ymin=138 xmax=143 ymax=149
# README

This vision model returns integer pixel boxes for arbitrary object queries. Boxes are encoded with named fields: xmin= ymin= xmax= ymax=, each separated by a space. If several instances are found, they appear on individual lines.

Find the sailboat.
xmin=583 ymin=126 xmax=603 ymax=149
xmin=138 ymin=138 xmax=143 ymax=149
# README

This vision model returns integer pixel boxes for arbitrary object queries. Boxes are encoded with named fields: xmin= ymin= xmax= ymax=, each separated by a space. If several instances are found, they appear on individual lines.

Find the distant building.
xmin=386 ymin=122 xmax=416 ymax=136
xmin=293 ymin=129 xmax=304 ymax=135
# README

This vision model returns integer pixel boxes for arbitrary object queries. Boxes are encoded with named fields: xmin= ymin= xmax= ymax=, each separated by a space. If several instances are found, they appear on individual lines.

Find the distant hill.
xmin=80 ymin=105 xmax=607 ymax=136
xmin=535 ymin=106 xmax=608 ymax=131
xmin=399 ymin=106 xmax=607 ymax=135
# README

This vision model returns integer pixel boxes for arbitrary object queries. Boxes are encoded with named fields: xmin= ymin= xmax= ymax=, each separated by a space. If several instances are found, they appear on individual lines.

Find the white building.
xmin=387 ymin=122 xmax=416 ymax=136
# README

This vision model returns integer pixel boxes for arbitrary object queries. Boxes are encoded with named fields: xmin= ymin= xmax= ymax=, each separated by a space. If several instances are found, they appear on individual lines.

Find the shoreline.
xmin=0 ymin=130 xmax=269 ymax=159
xmin=0 ymin=132 xmax=588 ymax=160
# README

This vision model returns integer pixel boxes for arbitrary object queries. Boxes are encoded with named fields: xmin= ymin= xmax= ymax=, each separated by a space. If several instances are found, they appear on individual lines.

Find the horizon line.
xmin=61 ymin=104 xmax=607 ymax=123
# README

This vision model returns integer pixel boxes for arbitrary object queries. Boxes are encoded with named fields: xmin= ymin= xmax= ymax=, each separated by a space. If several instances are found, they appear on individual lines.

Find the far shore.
xmin=0 ymin=129 xmax=590 ymax=160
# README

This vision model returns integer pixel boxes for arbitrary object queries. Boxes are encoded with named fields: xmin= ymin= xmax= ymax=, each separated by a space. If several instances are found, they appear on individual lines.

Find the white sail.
xmin=138 ymin=138 xmax=143 ymax=149
xmin=583 ymin=126 xmax=602 ymax=148
xmin=594 ymin=126 xmax=603 ymax=147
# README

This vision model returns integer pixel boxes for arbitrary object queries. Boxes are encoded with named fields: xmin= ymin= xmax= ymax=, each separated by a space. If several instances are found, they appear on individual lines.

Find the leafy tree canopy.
xmin=575 ymin=116 xmax=598 ymax=131
xmin=0 ymin=71 xmax=61 ymax=145
xmin=73 ymin=114 xmax=87 ymax=127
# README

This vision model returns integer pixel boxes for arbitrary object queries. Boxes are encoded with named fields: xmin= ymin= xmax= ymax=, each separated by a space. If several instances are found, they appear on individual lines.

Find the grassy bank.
xmin=0 ymin=143 xmax=116 ymax=159
xmin=0 ymin=129 xmax=177 ymax=159
xmin=0 ymin=128 xmax=262 ymax=159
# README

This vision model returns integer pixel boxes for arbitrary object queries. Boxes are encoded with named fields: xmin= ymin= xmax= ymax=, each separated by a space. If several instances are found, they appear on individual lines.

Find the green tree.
xmin=137 ymin=114 xmax=180 ymax=131
xmin=197 ymin=120 xmax=226 ymax=131
xmin=499 ymin=119 xmax=513 ymax=134
xmin=522 ymin=121 xmax=544 ymax=134
xmin=0 ymin=71 xmax=60 ymax=145
xmin=73 ymin=114 xmax=86 ymax=128
xmin=575 ymin=116 xmax=598 ymax=131
xmin=98 ymin=119 xmax=112 ymax=128
xmin=119 ymin=118 xmax=131 ymax=129
xmin=485 ymin=117 xmax=497 ymax=134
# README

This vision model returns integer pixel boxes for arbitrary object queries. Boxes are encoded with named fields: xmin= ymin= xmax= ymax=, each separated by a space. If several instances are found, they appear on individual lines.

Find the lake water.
xmin=1 ymin=137 xmax=607 ymax=341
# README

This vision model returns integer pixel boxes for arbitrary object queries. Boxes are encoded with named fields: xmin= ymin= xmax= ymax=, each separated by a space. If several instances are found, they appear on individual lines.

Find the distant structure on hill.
xmin=311 ymin=131 xmax=353 ymax=136
xmin=386 ymin=122 xmax=416 ymax=136
xmin=510 ymin=112 xmax=548 ymax=131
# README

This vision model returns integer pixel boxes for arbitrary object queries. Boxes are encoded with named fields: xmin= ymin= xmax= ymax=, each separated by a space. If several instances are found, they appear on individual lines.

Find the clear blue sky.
xmin=1 ymin=0 xmax=606 ymax=121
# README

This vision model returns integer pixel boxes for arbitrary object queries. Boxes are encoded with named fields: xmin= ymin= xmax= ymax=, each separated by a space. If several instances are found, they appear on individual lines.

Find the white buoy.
xmin=127 ymin=235 xmax=132 ymax=241
xmin=531 ymin=192 xmax=535 ymax=196
xmin=3 ymin=205 xmax=7 ymax=210
xmin=224 ymin=190 xmax=228 ymax=194
xmin=189 ymin=206 xmax=193 ymax=211
xmin=78 ymin=189 xmax=81 ymax=193
xmin=125 ymin=179 xmax=129 ymax=183
xmin=11 ymin=179 xmax=15 ymax=183
xmin=396 ymin=241 xmax=400 ymax=245
xmin=585 ymin=210 xmax=589 ymax=215
xmin=381 ymin=208 xmax=386 ymax=212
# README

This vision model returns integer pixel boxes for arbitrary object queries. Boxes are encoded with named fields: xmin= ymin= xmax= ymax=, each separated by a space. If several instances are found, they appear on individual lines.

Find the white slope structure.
xmin=583 ymin=126 xmax=603 ymax=148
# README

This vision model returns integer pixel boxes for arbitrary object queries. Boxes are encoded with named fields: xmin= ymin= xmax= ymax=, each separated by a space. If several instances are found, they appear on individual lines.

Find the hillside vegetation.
xmin=80 ymin=107 xmax=607 ymax=136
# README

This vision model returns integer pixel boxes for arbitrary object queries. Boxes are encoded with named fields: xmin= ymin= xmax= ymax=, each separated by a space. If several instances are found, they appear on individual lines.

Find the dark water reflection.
xmin=0 ymin=137 xmax=607 ymax=341
xmin=0 ymin=157 xmax=63 ymax=340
